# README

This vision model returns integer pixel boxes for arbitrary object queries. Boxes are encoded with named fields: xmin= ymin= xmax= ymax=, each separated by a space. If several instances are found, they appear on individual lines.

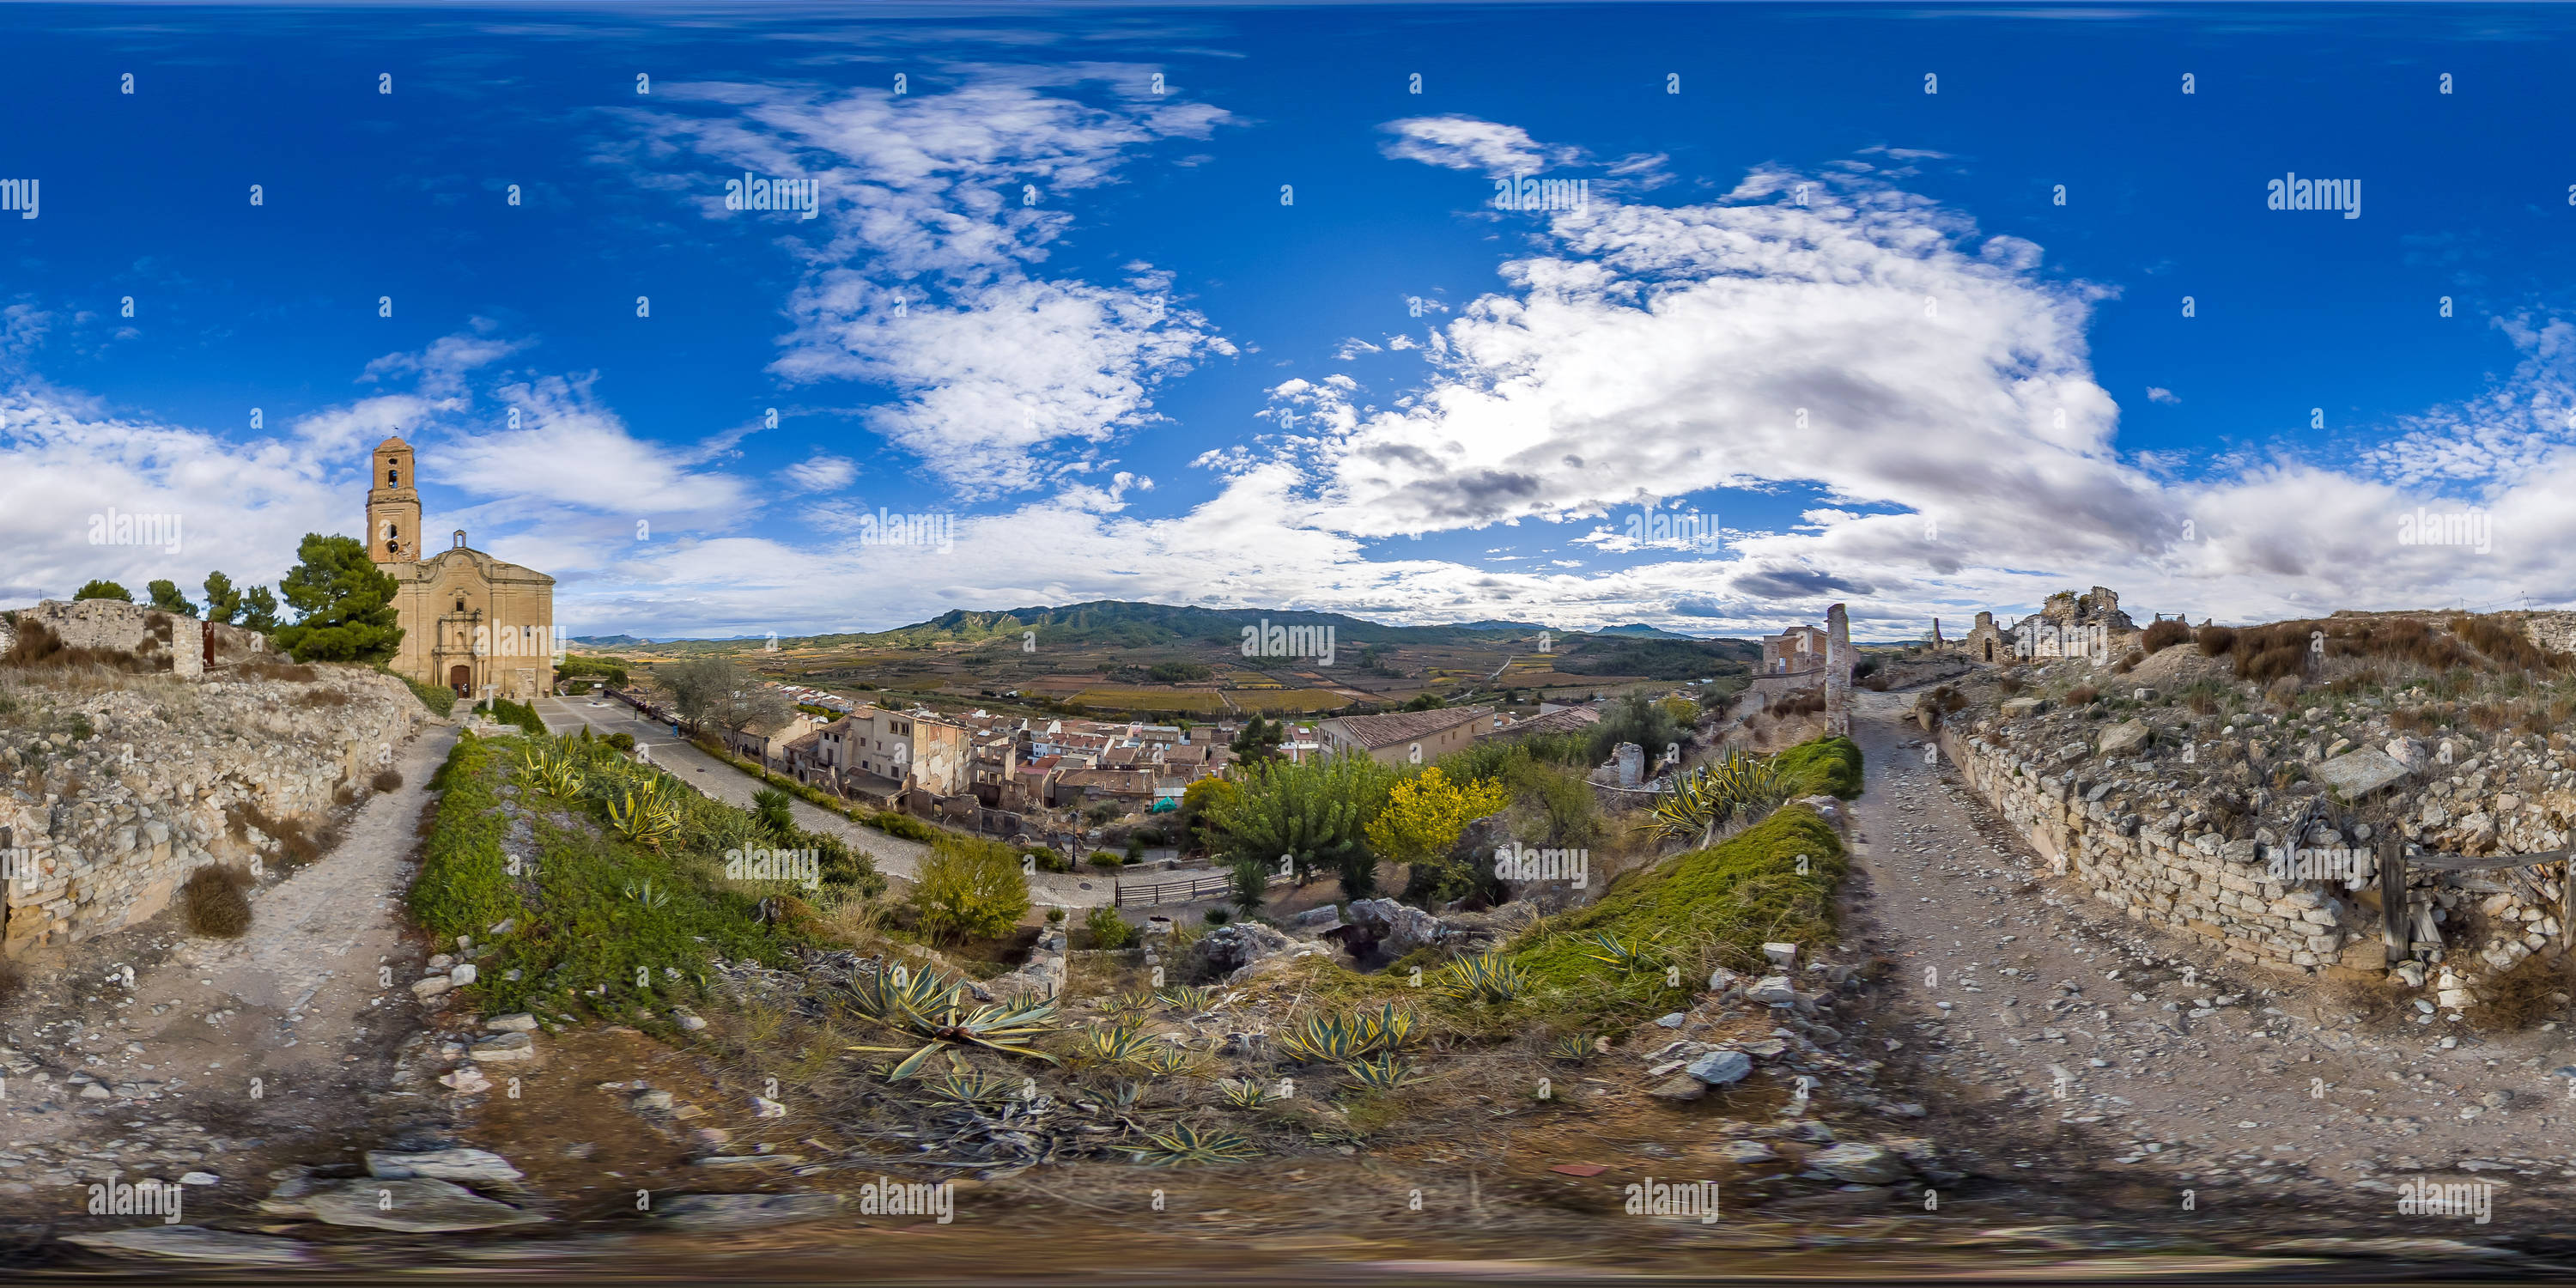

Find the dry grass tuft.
xmin=182 ymin=865 xmax=253 ymax=938
xmin=2476 ymin=951 xmax=2574 ymax=1031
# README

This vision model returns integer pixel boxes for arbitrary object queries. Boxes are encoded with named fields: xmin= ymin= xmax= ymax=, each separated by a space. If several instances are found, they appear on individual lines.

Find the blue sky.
xmin=6 ymin=2 xmax=2576 ymax=641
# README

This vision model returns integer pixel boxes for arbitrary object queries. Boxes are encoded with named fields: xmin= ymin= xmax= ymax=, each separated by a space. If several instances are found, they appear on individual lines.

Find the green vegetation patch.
xmin=1771 ymin=734 xmax=1863 ymax=799
xmin=1498 ymin=804 xmax=1848 ymax=1027
xmin=412 ymin=732 xmax=830 ymax=1020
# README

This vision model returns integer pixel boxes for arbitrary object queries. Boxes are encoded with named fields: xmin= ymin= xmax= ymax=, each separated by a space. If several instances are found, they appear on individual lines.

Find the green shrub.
xmin=1089 ymin=850 xmax=1125 ymax=869
xmin=872 ymin=811 xmax=937 ymax=842
xmin=908 ymin=835 xmax=1032 ymax=943
xmin=605 ymin=732 xmax=636 ymax=753
xmin=1508 ymin=805 xmax=1845 ymax=1023
xmin=489 ymin=698 xmax=547 ymax=738
xmin=1771 ymin=735 xmax=1863 ymax=799
xmin=1202 ymin=907 xmax=1232 ymax=926
xmin=409 ymin=737 xmax=523 ymax=939
xmin=1085 ymin=904 xmax=1138 ymax=950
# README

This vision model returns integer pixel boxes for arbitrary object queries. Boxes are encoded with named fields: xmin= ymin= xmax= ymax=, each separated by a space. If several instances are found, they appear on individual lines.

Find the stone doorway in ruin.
xmin=449 ymin=664 xmax=472 ymax=695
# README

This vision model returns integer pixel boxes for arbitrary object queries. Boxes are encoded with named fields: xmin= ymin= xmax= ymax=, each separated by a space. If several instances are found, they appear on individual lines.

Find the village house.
xmin=1318 ymin=706 xmax=1499 ymax=767
xmin=1759 ymin=623 xmax=1829 ymax=676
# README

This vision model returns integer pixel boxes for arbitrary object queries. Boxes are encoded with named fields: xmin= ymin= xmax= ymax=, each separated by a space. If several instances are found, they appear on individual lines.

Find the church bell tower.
xmin=368 ymin=435 xmax=421 ymax=565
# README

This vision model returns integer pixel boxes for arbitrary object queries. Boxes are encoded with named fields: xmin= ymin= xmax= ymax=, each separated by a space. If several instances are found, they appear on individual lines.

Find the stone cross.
xmin=1824 ymin=602 xmax=1852 ymax=738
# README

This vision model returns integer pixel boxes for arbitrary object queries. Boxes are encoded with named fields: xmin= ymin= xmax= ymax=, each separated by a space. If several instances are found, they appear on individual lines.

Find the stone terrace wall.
xmin=0 ymin=667 xmax=422 ymax=956
xmin=1935 ymin=723 xmax=2378 ymax=978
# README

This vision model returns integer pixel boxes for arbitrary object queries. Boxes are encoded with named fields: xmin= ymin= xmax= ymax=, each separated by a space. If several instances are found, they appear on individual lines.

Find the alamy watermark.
xmin=723 ymin=171 xmax=820 ymax=220
xmin=2397 ymin=1179 xmax=2492 ymax=1224
xmin=1494 ymin=173 xmax=1587 ymax=214
xmin=2397 ymin=505 xmax=2490 ymax=555
xmin=858 ymin=1175 xmax=954 ymax=1224
xmin=86 ymin=1174 xmax=183 ymax=1224
xmin=2267 ymin=844 xmax=2368 ymax=883
xmin=88 ymin=507 xmax=182 ymax=554
xmin=0 ymin=178 xmax=36 ymax=220
xmin=1241 ymin=617 xmax=1334 ymax=666
xmin=1625 ymin=501 xmax=1721 ymax=554
xmin=2266 ymin=172 xmax=2360 ymax=219
xmin=854 ymin=508 xmax=956 ymax=555
xmin=726 ymin=846 xmax=820 ymax=891
xmin=1495 ymin=841 xmax=1588 ymax=888
xmin=1624 ymin=1176 xmax=1719 ymax=1224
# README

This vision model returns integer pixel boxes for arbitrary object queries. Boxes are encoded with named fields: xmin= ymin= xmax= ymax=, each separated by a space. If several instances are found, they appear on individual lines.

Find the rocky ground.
xmin=1844 ymin=683 xmax=2576 ymax=1234
xmin=0 ymin=716 xmax=463 ymax=1227
xmin=13 ymin=667 xmax=2576 ymax=1277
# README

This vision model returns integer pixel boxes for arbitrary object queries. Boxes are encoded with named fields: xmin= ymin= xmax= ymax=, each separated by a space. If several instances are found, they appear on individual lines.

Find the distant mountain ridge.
xmin=585 ymin=601 xmax=1760 ymax=654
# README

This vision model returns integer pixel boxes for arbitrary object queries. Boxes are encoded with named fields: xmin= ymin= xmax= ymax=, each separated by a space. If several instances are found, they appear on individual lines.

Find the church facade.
xmin=366 ymin=436 xmax=557 ymax=702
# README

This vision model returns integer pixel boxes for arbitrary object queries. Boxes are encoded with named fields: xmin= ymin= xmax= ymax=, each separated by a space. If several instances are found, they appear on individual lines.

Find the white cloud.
xmin=618 ymin=69 xmax=1236 ymax=498
xmin=2146 ymin=386 xmax=2179 ymax=404
xmin=1379 ymin=115 xmax=1583 ymax=177
xmin=783 ymin=453 xmax=859 ymax=492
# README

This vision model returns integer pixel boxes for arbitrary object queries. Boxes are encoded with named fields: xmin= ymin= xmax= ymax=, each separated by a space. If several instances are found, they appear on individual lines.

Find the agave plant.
xmin=1216 ymin=1077 xmax=1273 ymax=1109
xmin=1122 ymin=1123 xmax=1260 ymax=1166
xmin=526 ymin=743 xmax=590 ymax=799
xmin=1341 ymin=1052 xmax=1424 ymax=1091
xmin=622 ymin=878 xmax=672 ymax=909
xmin=1156 ymin=985 xmax=1217 ymax=1014
xmin=1435 ymin=951 xmax=1528 ymax=1004
xmin=1128 ymin=1043 xmax=1201 ymax=1078
xmin=921 ymin=1059 xmax=1018 ymax=1109
xmin=1363 ymin=1003 xmax=1420 ymax=1053
xmin=1071 ymin=1021 xmax=1158 ymax=1068
xmin=1107 ymin=988 xmax=1158 ymax=1018
xmin=1275 ymin=1012 xmax=1370 ymax=1065
xmin=1579 ymin=930 xmax=1658 ymax=977
xmin=1649 ymin=750 xmax=1789 ymax=846
xmin=841 ymin=965 xmax=1064 ymax=1080
xmin=1547 ymin=1033 xmax=1595 ymax=1062
xmin=606 ymin=776 xmax=683 ymax=851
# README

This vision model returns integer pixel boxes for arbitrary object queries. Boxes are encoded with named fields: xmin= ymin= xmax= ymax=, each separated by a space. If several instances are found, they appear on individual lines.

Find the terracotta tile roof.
xmin=1322 ymin=705 xmax=1496 ymax=750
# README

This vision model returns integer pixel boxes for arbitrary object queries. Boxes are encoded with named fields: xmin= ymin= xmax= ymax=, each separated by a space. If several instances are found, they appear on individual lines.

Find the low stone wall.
xmin=0 ymin=667 xmax=422 ymax=957
xmin=1935 ymin=721 xmax=2376 ymax=977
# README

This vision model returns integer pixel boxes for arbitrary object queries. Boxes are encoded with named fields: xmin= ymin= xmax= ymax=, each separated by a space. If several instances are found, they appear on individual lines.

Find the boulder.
xmin=2000 ymin=697 xmax=2048 ymax=719
xmin=1745 ymin=975 xmax=1800 ymax=1005
xmin=1647 ymin=1074 xmax=1708 ymax=1102
xmin=2098 ymin=720 xmax=2152 ymax=757
xmin=1806 ymin=1142 xmax=1909 ymax=1184
xmin=653 ymin=1192 xmax=845 ymax=1231
xmin=1762 ymin=942 xmax=1799 ymax=969
xmin=63 ymin=1227 xmax=313 ymax=1267
xmin=410 ymin=975 xmax=453 ymax=999
xmin=296 ymin=1178 xmax=547 ymax=1232
xmin=364 ymin=1147 xmax=522 ymax=1185
xmin=1684 ymin=1049 xmax=1753 ymax=1086
xmin=1190 ymin=921 xmax=1294 ymax=978
xmin=1344 ymin=897 xmax=1445 ymax=959
xmin=2318 ymin=747 xmax=2410 ymax=800
xmin=471 ymin=1031 xmax=536 ymax=1063
xmin=485 ymin=1013 xmax=539 ymax=1032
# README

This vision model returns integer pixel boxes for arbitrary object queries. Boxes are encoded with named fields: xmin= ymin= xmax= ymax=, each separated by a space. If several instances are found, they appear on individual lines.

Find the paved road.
xmin=530 ymin=696 xmax=1121 ymax=908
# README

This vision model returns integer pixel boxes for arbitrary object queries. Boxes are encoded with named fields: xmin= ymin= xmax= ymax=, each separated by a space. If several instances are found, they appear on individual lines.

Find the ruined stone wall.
xmin=2522 ymin=611 xmax=2576 ymax=655
xmin=15 ymin=599 xmax=204 ymax=677
xmin=1935 ymin=722 xmax=2376 ymax=977
xmin=0 ymin=667 xmax=422 ymax=956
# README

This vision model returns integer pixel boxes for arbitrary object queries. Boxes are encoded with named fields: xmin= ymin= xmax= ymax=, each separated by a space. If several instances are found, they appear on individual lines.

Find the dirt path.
xmin=531 ymin=697 xmax=1121 ymax=909
xmin=1841 ymin=688 xmax=2576 ymax=1224
xmin=0 ymin=720 xmax=458 ymax=1208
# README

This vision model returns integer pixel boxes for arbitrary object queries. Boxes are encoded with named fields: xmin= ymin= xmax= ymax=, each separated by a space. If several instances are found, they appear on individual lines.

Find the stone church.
xmin=366 ymin=435 xmax=557 ymax=702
